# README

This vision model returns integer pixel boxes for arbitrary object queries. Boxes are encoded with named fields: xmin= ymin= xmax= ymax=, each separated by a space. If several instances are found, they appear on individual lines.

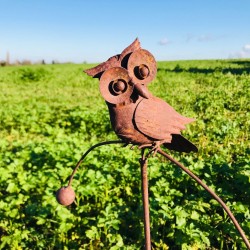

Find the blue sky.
xmin=1 ymin=0 xmax=250 ymax=63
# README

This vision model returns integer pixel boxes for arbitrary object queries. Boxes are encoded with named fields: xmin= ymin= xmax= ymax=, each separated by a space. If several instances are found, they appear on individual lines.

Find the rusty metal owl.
xmin=84 ymin=38 xmax=197 ymax=153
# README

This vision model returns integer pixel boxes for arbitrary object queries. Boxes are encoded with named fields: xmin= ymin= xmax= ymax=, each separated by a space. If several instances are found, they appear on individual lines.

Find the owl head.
xmin=84 ymin=38 xmax=157 ymax=105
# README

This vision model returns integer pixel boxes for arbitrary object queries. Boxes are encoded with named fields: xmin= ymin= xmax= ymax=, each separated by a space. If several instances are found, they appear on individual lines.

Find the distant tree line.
xmin=0 ymin=59 xmax=58 ymax=66
xmin=0 ymin=59 xmax=88 ymax=66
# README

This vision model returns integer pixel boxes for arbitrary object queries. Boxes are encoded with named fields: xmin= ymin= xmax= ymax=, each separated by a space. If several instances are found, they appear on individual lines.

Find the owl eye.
xmin=100 ymin=67 xmax=134 ymax=104
xmin=110 ymin=79 xmax=127 ymax=95
xmin=127 ymin=49 xmax=157 ymax=85
xmin=134 ymin=64 xmax=150 ymax=80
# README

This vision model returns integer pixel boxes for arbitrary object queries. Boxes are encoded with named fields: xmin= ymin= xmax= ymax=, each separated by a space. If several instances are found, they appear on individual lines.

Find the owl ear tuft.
xmin=120 ymin=38 xmax=141 ymax=68
xmin=84 ymin=55 xmax=120 ymax=79
xmin=83 ymin=68 xmax=103 ymax=79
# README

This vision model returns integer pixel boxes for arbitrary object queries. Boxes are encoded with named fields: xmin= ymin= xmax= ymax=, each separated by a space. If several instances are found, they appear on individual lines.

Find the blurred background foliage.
xmin=0 ymin=60 xmax=249 ymax=249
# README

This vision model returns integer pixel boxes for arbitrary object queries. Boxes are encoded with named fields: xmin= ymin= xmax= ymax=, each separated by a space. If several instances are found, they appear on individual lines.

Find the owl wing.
xmin=134 ymin=97 xmax=194 ymax=143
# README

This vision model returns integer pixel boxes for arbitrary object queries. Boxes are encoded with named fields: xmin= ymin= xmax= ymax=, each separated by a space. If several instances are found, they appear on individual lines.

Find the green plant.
xmin=0 ymin=60 xmax=249 ymax=249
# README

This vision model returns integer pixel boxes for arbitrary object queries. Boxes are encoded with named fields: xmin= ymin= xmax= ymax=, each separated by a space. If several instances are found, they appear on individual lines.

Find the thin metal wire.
xmin=158 ymin=148 xmax=250 ymax=249
xmin=68 ymin=140 xmax=124 ymax=186
xmin=66 ymin=141 xmax=250 ymax=249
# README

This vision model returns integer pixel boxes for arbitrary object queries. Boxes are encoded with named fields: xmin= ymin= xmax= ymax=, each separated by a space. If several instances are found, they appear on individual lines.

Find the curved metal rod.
xmin=157 ymin=148 xmax=250 ymax=249
xmin=68 ymin=140 xmax=124 ymax=186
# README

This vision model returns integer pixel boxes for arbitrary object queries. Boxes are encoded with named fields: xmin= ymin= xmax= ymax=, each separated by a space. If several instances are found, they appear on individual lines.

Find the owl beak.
xmin=134 ymin=83 xmax=150 ymax=99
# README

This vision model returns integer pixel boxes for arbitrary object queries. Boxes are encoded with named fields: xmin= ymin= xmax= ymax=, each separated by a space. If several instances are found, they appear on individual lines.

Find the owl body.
xmin=106 ymin=94 xmax=197 ymax=152
xmin=107 ymin=97 xmax=152 ymax=145
xmin=84 ymin=38 xmax=198 ymax=153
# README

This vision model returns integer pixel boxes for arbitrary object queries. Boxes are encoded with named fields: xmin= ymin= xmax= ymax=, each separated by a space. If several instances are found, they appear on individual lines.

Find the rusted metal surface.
xmin=84 ymin=38 xmax=198 ymax=153
xmin=99 ymin=67 xmax=134 ymax=104
xmin=134 ymin=97 xmax=193 ymax=140
xmin=140 ymin=149 xmax=151 ymax=250
xmin=81 ymin=40 xmax=250 ymax=248
xmin=84 ymin=39 xmax=198 ymax=248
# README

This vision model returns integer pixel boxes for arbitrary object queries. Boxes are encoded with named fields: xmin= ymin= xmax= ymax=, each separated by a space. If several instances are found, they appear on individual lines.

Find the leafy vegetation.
xmin=0 ymin=60 xmax=249 ymax=249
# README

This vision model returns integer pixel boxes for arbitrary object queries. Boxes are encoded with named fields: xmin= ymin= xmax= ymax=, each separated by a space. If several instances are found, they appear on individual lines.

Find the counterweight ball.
xmin=56 ymin=186 xmax=75 ymax=206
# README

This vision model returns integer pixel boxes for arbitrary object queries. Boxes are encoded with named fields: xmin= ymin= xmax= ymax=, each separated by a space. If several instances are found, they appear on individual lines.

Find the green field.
xmin=0 ymin=60 xmax=249 ymax=249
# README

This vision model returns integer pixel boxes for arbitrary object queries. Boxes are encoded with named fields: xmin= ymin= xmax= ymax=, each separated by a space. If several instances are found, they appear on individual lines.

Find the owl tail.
xmin=164 ymin=134 xmax=198 ymax=153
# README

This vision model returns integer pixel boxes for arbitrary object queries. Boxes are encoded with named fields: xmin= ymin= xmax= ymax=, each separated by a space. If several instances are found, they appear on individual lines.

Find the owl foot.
xmin=148 ymin=141 xmax=163 ymax=157
xmin=139 ymin=141 xmax=163 ymax=157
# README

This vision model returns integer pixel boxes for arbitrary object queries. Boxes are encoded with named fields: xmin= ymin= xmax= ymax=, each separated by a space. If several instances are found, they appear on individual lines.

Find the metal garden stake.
xmin=56 ymin=39 xmax=250 ymax=249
